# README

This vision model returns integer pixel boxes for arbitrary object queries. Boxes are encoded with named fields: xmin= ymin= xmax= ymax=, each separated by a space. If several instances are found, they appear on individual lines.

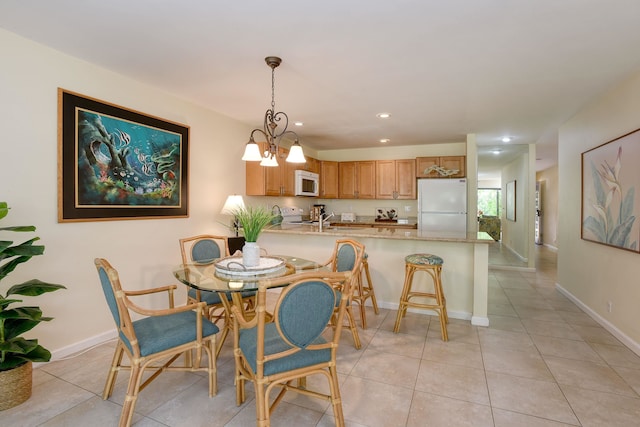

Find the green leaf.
xmin=609 ymin=215 xmax=635 ymax=247
xmin=620 ymin=187 xmax=635 ymax=223
xmin=6 ymin=280 xmax=66 ymax=296
xmin=0 ymin=201 xmax=7 ymax=219
xmin=0 ymin=341 xmax=51 ymax=370
xmin=0 ymin=337 xmax=38 ymax=355
xmin=0 ymin=306 xmax=43 ymax=321
xmin=583 ymin=216 xmax=605 ymax=242
xmin=0 ymin=255 xmax=32 ymax=281
xmin=590 ymin=161 xmax=606 ymax=207
xmin=0 ymin=226 xmax=36 ymax=232
xmin=3 ymin=318 xmax=41 ymax=339
xmin=0 ymin=298 xmax=23 ymax=309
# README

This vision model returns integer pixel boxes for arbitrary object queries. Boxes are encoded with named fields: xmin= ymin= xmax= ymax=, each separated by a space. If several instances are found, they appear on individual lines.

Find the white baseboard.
xmin=503 ymin=243 xmax=528 ymax=262
xmin=489 ymin=264 xmax=536 ymax=273
xmin=543 ymin=243 xmax=558 ymax=251
xmin=556 ymin=283 xmax=640 ymax=357
xmin=48 ymin=329 xmax=117 ymax=363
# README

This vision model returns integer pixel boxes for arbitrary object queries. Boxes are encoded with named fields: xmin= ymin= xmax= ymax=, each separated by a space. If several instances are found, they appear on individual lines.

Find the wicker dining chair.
xmin=180 ymin=234 xmax=256 ymax=355
xmin=232 ymin=271 xmax=352 ymax=427
xmin=319 ymin=239 xmax=365 ymax=349
xmin=94 ymin=258 xmax=218 ymax=427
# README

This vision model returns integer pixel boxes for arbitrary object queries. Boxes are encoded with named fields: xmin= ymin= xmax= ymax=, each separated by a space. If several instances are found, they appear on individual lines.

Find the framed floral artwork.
xmin=581 ymin=128 xmax=640 ymax=253
xmin=506 ymin=180 xmax=516 ymax=221
xmin=58 ymin=89 xmax=189 ymax=222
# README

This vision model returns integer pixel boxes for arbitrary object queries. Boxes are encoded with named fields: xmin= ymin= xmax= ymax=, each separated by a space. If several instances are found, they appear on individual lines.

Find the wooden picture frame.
xmin=581 ymin=128 xmax=640 ymax=252
xmin=506 ymin=180 xmax=516 ymax=221
xmin=58 ymin=89 xmax=189 ymax=222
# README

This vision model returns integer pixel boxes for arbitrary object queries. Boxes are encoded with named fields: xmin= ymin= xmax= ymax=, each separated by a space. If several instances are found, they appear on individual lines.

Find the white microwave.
xmin=294 ymin=170 xmax=319 ymax=197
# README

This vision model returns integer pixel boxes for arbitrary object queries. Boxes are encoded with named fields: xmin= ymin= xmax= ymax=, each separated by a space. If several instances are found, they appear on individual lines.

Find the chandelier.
xmin=241 ymin=56 xmax=306 ymax=167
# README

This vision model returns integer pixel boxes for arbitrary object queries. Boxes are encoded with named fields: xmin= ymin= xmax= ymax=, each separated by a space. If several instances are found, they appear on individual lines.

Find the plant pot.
xmin=0 ymin=361 xmax=32 ymax=411
xmin=242 ymin=242 xmax=261 ymax=267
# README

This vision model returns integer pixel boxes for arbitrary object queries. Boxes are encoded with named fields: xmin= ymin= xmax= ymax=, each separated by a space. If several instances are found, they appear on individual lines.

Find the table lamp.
xmin=221 ymin=194 xmax=246 ymax=237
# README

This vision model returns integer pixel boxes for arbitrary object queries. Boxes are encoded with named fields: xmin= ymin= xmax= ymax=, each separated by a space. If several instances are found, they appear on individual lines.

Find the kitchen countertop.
xmin=265 ymin=223 xmax=493 ymax=244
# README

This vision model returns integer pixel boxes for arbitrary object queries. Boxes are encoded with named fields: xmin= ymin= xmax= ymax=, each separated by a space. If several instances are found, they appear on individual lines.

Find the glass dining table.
xmin=172 ymin=255 xmax=327 ymax=322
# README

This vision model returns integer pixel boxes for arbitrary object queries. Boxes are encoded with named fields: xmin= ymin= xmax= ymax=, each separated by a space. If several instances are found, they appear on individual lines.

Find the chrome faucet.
xmin=318 ymin=211 xmax=335 ymax=232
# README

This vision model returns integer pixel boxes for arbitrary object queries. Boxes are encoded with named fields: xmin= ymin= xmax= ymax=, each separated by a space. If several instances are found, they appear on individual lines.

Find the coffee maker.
xmin=310 ymin=204 xmax=326 ymax=222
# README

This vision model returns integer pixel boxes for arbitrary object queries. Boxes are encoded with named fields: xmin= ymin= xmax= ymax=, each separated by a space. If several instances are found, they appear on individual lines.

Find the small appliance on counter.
xmin=375 ymin=207 xmax=398 ymax=222
xmin=310 ymin=204 xmax=326 ymax=222
xmin=341 ymin=212 xmax=356 ymax=222
xmin=280 ymin=206 xmax=304 ymax=223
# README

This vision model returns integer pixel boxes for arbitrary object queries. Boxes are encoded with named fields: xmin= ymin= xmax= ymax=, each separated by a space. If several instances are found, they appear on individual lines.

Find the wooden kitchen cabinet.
xmin=320 ymin=160 xmax=339 ymax=198
xmin=376 ymin=159 xmax=416 ymax=199
xmin=246 ymin=144 xmax=298 ymax=196
xmin=338 ymin=161 xmax=376 ymax=199
xmin=416 ymin=156 xmax=466 ymax=178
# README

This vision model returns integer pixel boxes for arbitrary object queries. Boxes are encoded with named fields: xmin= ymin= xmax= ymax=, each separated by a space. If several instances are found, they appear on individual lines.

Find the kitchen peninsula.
xmin=261 ymin=224 xmax=492 ymax=326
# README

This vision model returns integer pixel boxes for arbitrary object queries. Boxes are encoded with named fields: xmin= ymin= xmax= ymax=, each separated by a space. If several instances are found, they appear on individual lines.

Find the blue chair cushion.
xmin=239 ymin=323 xmax=330 ymax=376
xmin=131 ymin=311 xmax=219 ymax=357
xmin=405 ymin=253 xmax=444 ymax=266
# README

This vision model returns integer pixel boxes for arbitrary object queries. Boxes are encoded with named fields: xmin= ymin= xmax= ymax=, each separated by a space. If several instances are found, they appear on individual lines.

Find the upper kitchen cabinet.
xmin=305 ymin=157 xmax=320 ymax=174
xmin=320 ymin=160 xmax=339 ymax=198
xmin=338 ymin=161 xmax=376 ymax=199
xmin=246 ymin=144 xmax=299 ymax=196
xmin=376 ymin=159 xmax=416 ymax=199
xmin=416 ymin=156 xmax=466 ymax=178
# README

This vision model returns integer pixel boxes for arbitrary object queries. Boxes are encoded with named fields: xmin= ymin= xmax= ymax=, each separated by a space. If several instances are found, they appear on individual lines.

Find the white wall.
xmin=558 ymin=70 xmax=640 ymax=350
xmin=0 ymin=29 xmax=250 ymax=356
xmin=536 ymin=165 xmax=558 ymax=249
xmin=500 ymin=152 xmax=531 ymax=262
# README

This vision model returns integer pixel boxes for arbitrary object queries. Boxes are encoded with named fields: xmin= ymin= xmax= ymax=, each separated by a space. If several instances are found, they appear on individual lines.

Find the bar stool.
xmin=393 ymin=253 xmax=449 ymax=341
xmin=352 ymin=252 xmax=379 ymax=329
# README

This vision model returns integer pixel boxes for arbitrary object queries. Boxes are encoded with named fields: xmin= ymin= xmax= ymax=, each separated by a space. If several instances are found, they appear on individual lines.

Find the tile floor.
xmin=7 ymin=245 xmax=640 ymax=426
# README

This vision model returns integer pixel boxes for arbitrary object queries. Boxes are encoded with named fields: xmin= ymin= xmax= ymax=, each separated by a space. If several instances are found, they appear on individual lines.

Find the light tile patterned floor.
xmin=8 ymin=246 xmax=640 ymax=426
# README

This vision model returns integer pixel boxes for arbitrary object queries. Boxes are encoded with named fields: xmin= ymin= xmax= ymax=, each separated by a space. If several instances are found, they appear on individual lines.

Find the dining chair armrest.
xmin=124 ymin=284 xmax=177 ymax=308
xmin=125 ymin=298 xmax=206 ymax=317
xmin=124 ymin=284 xmax=178 ymax=296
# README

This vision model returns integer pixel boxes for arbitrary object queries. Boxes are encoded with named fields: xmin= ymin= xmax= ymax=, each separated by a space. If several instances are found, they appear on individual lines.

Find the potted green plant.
xmin=0 ymin=202 xmax=66 ymax=411
xmin=232 ymin=205 xmax=275 ymax=267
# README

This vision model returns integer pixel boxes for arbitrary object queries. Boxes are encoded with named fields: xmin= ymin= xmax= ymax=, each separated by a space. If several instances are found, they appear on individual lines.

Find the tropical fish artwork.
xmin=582 ymin=145 xmax=638 ymax=251
xmin=76 ymin=110 xmax=182 ymax=207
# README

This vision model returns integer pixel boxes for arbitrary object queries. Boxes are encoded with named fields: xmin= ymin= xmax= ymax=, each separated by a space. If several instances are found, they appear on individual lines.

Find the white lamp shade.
xmin=221 ymin=194 xmax=246 ymax=215
xmin=260 ymin=154 xmax=279 ymax=167
xmin=242 ymin=141 xmax=263 ymax=161
xmin=286 ymin=142 xmax=306 ymax=163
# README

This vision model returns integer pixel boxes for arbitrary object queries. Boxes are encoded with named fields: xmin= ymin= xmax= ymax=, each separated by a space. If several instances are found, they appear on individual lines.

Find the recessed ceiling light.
xmin=294 ymin=121 xmax=303 ymax=126
xmin=379 ymin=138 xmax=390 ymax=143
xmin=492 ymin=150 xmax=501 ymax=155
xmin=501 ymin=137 xmax=511 ymax=143
xmin=376 ymin=112 xmax=391 ymax=119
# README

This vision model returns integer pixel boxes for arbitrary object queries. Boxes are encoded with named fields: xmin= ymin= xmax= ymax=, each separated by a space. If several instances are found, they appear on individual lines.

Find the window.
xmin=478 ymin=188 xmax=500 ymax=216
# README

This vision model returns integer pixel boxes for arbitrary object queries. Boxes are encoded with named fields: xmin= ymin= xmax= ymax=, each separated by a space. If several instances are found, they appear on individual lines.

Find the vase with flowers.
xmin=232 ymin=205 xmax=275 ymax=267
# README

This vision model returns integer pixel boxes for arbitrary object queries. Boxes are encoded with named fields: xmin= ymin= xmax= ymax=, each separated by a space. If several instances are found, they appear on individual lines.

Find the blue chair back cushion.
xmin=238 ymin=280 xmax=336 ymax=376
xmin=336 ymin=244 xmax=356 ymax=272
xmin=191 ymin=239 xmax=221 ymax=264
xmin=277 ymin=280 xmax=336 ymax=348
xmin=98 ymin=267 xmax=130 ymax=350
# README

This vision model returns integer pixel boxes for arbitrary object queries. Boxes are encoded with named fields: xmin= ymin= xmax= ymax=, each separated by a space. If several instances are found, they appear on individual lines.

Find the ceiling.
xmin=3 ymin=1 xmax=640 ymax=179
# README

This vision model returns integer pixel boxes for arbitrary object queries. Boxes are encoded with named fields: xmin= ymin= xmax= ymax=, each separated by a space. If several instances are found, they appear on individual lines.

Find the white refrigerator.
xmin=418 ymin=178 xmax=467 ymax=233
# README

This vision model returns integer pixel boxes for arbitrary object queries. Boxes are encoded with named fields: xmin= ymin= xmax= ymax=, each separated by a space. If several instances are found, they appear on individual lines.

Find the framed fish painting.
xmin=57 ymin=89 xmax=189 ymax=222
xmin=581 ymin=128 xmax=640 ymax=253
